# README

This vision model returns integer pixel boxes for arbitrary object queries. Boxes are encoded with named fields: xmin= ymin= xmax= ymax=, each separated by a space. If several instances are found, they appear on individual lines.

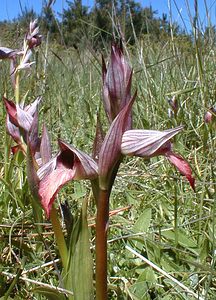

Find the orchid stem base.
xmin=95 ymin=189 xmax=110 ymax=300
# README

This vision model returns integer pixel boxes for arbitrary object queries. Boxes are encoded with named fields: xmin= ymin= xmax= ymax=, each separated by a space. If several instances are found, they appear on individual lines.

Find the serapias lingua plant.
xmin=36 ymin=42 xmax=194 ymax=299
xmin=3 ymin=34 xmax=195 ymax=299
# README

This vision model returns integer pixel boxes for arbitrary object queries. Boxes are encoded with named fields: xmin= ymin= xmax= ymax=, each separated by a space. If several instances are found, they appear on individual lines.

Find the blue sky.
xmin=0 ymin=0 xmax=215 ymax=32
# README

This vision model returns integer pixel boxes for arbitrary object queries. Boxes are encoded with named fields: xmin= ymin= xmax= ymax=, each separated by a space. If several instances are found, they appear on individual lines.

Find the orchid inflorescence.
xmin=2 ymin=20 xmax=195 ymax=300
xmin=0 ymin=19 xmax=42 ymax=88
xmin=38 ymin=42 xmax=194 ymax=216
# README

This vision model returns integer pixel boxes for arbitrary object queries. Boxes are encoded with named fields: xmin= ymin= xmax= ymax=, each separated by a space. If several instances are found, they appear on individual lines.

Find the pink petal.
xmin=102 ymin=55 xmax=107 ymax=84
xmin=16 ymin=105 xmax=34 ymax=132
xmin=58 ymin=140 xmax=98 ymax=179
xmin=26 ymin=144 xmax=40 ymax=200
xmin=92 ymin=115 xmax=105 ymax=161
xmin=40 ymin=125 xmax=52 ymax=164
xmin=6 ymin=115 xmax=21 ymax=143
xmin=204 ymin=111 xmax=212 ymax=123
xmin=25 ymin=97 xmax=42 ymax=116
xmin=38 ymin=142 xmax=98 ymax=217
xmin=22 ymin=50 xmax=32 ymax=65
xmin=10 ymin=58 xmax=16 ymax=88
xmin=165 ymin=151 xmax=195 ymax=191
xmin=3 ymin=97 xmax=18 ymax=126
xmin=37 ymin=156 xmax=57 ymax=180
xmin=29 ymin=19 xmax=38 ymax=33
xmin=39 ymin=168 xmax=75 ymax=218
xmin=28 ymin=110 xmax=40 ymax=154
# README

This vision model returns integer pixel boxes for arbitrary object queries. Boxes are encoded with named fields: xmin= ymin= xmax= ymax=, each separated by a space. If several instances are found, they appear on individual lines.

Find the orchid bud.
xmin=204 ymin=106 xmax=216 ymax=123
xmin=102 ymin=41 xmax=132 ymax=123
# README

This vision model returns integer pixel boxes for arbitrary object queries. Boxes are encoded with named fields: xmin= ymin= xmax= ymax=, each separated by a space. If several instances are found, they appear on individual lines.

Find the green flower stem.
xmin=50 ymin=206 xmax=68 ymax=270
xmin=95 ymin=189 xmax=110 ymax=300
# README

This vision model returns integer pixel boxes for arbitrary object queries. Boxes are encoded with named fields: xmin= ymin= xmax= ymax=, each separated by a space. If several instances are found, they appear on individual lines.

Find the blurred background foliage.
xmin=0 ymin=0 xmax=194 ymax=49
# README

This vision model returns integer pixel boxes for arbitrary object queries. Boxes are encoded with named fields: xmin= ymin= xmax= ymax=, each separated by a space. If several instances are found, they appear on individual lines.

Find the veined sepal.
xmin=121 ymin=126 xmax=195 ymax=190
xmin=98 ymin=92 xmax=136 ymax=190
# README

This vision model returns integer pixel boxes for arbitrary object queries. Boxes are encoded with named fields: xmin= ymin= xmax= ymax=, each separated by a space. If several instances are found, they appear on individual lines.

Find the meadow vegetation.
xmin=0 ymin=1 xmax=215 ymax=299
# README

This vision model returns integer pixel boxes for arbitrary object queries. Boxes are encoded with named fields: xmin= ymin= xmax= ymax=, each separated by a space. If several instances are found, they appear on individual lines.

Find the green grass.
xmin=0 ymin=14 xmax=216 ymax=300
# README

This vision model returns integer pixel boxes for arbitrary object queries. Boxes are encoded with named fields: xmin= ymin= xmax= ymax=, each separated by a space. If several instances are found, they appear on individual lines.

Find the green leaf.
xmin=199 ymin=237 xmax=209 ymax=263
xmin=160 ymin=254 xmax=180 ymax=272
xmin=34 ymin=287 xmax=67 ymax=300
xmin=72 ymin=182 xmax=87 ymax=200
xmin=132 ymin=208 xmax=152 ymax=233
xmin=128 ymin=281 xmax=149 ymax=300
xmin=161 ymin=229 xmax=197 ymax=248
xmin=137 ymin=267 xmax=157 ymax=284
xmin=127 ymin=208 xmax=152 ymax=252
xmin=65 ymin=198 xmax=94 ymax=300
